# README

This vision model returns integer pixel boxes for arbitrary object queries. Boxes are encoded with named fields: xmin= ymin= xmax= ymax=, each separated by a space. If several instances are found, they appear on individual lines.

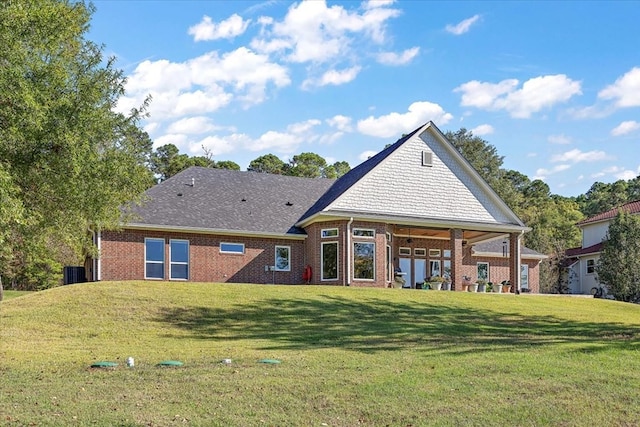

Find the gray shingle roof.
xmin=128 ymin=167 xmax=335 ymax=235
xmin=473 ymin=239 xmax=547 ymax=259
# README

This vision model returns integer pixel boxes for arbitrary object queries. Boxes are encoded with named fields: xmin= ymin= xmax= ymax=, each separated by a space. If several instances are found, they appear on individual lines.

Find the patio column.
xmin=450 ymin=228 xmax=464 ymax=291
xmin=509 ymin=232 xmax=522 ymax=292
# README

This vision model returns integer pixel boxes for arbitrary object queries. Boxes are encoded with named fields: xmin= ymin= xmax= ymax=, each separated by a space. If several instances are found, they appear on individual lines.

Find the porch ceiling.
xmin=393 ymin=226 xmax=505 ymax=244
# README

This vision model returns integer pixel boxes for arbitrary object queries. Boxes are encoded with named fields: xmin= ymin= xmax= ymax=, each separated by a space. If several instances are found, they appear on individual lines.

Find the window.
xmin=443 ymin=260 xmax=451 ymax=278
xmin=586 ymin=259 xmax=596 ymax=275
xmin=220 ymin=242 xmax=244 ymax=254
xmin=275 ymin=246 xmax=291 ymax=271
xmin=477 ymin=262 xmax=489 ymax=281
xmin=353 ymin=228 xmax=375 ymax=238
xmin=429 ymin=260 xmax=441 ymax=278
xmin=145 ymin=238 xmax=165 ymax=279
xmin=429 ymin=249 xmax=441 ymax=257
xmin=386 ymin=232 xmax=392 ymax=242
xmin=414 ymin=248 xmax=426 ymax=256
xmin=399 ymin=247 xmax=411 ymax=256
xmin=354 ymin=242 xmax=375 ymax=280
xmin=443 ymin=250 xmax=451 ymax=258
xmin=321 ymin=228 xmax=338 ymax=238
xmin=521 ymin=264 xmax=529 ymax=289
xmin=170 ymin=239 xmax=189 ymax=280
xmin=321 ymin=242 xmax=338 ymax=280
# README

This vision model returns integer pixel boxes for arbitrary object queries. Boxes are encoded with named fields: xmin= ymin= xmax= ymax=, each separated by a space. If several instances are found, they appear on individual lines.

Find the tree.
xmin=0 ymin=0 xmax=153 ymax=289
xmin=330 ymin=160 xmax=351 ymax=178
xmin=150 ymin=144 xmax=217 ymax=181
xmin=287 ymin=152 xmax=330 ymax=178
xmin=215 ymin=160 xmax=240 ymax=170
xmin=248 ymin=154 xmax=288 ymax=174
xmin=445 ymin=128 xmax=504 ymax=190
xmin=596 ymin=211 xmax=640 ymax=302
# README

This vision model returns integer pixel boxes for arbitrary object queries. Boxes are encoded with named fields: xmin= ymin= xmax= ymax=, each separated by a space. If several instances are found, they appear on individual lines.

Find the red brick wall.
xmin=100 ymin=229 xmax=306 ymax=284
xmin=99 ymin=227 xmax=541 ymax=292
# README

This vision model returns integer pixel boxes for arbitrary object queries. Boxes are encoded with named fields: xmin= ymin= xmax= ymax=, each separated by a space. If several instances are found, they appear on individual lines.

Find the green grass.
xmin=1 ymin=290 xmax=30 ymax=300
xmin=1 ymin=282 xmax=640 ymax=426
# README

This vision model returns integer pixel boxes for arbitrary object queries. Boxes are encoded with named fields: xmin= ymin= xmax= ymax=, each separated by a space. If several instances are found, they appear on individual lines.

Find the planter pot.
xmin=430 ymin=282 xmax=442 ymax=291
xmin=468 ymin=284 xmax=478 ymax=292
xmin=462 ymin=284 xmax=470 ymax=292
xmin=493 ymin=284 xmax=503 ymax=293
xmin=441 ymin=282 xmax=451 ymax=291
xmin=477 ymin=284 xmax=486 ymax=293
xmin=502 ymin=285 xmax=512 ymax=293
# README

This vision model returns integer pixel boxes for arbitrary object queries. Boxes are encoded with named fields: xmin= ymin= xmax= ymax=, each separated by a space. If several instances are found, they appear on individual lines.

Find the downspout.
xmin=96 ymin=229 xmax=102 ymax=281
xmin=516 ymin=230 xmax=524 ymax=292
xmin=346 ymin=217 xmax=353 ymax=286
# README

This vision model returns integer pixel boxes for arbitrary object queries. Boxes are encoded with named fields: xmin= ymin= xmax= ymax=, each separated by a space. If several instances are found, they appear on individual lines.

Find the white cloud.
xmin=167 ymin=116 xmax=219 ymax=135
xmin=376 ymin=47 xmax=420 ymax=65
xmin=250 ymin=0 xmax=401 ymax=63
xmin=119 ymin=47 xmax=290 ymax=120
xmin=327 ymin=115 xmax=353 ymax=132
xmin=611 ymin=120 xmax=640 ymax=136
xmin=592 ymin=165 xmax=640 ymax=181
xmin=153 ymin=133 xmax=189 ymax=150
xmin=357 ymin=101 xmax=453 ymax=138
xmin=455 ymin=75 xmax=582 ymax=118
xmin=550 ymin=149 xmax=609 ymax=163
xmin=303 ymin=66 xmax=362 ymax=89
xmin=471 ymin=124 xmax=494 ymax=136
xmin=598 ymin=67 xmax=640 ymax=108
xmin=445 ymin=15 xmax=481 ymax=35
xmin=359 ymin=150 xmax=378 ymax=161
xmin=533 ymin=164 xmax=571 ymax=180
xmin=188 ymin=14 xmax=250 ymax=41
xmin=197 ymin=134 xmax=249 ymax=156
xmin=548 ymin=134 xmax=572 ymax=145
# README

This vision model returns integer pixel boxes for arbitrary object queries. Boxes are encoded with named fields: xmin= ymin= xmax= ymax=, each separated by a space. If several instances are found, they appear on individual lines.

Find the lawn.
xmin=1 ymin=281 xmax=639 ymax=426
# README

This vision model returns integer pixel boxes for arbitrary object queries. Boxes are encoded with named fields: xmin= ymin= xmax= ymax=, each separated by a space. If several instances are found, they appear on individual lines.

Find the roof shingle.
xmin=129 ymin=167 xmax=335 ymax=235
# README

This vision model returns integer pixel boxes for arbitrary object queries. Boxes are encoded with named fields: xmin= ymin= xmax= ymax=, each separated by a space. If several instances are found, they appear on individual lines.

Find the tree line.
xmin=2 ymin=0 xmax=639 ymax=296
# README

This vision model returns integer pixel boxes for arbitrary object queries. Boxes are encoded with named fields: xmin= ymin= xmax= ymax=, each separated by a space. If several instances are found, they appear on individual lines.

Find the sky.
xmin=89 ymin=0 xmax=640 ymax=197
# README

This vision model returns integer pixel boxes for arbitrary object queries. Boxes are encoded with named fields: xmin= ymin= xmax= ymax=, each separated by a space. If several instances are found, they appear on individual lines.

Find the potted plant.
xmin=501 ymin=280 xmax=512 ymax=293
xmin=493 ymin=281 xmax=503 ymax=293
xmin=461 ymin=275 xmax=472 ymax=292
xmin=486 ymin=282 xmax=493 ymax=293
xmin=426 ymin=276 xmax=445 ymax=290
xmin=476 ymin=279 xmax=487 ymax=293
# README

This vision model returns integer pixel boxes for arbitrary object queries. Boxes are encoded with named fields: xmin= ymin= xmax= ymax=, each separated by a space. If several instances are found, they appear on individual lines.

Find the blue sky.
xmin=90 ymin=0 xmax=640 ymax=197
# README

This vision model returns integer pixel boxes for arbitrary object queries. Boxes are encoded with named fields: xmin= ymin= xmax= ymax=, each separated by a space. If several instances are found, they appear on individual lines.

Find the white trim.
xmin=144 ymin=237 xmax=165 ymax=280
xmin=353 ymin=241 xmax=375 ymax=281
xmin=298 ymin=211 xmax=530 ymax=234
xmin=125 ymin=223 xmax=307 ymax=240
xmin=352 ymin=228 xmax=375 ymax=238
xmin=346 ymin=217 xmax=353 ymax=286
xmin=399 ymin=247 xmax=411 ymax=256
xmin=321 ymin=241 xmax=339 ymax=281
xmin=220 ymin=242 xmax=245 ymax=254
xmin=321 ymin=228 xmax=339 ymax=238
xmin=274 ymin=245 xmax=291 ymax=272
xmin=414 ymin=248 xmax=426 ymax=257
xmin=169 ymin=239 xmax=189 ymax=280
xmin=96 ymin=230 xmax=102 ymax=281
xmin=476 ymin=261 xmax=489 ymax=282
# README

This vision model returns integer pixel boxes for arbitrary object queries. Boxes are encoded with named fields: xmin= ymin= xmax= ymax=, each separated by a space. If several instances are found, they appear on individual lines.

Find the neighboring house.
xmin=89 ymin=122 xmax=546 ymax=292
xmin=564 ymin=200 xmax=640 ymax=294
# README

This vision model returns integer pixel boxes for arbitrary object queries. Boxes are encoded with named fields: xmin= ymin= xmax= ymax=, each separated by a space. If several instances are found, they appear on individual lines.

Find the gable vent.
xmin=422 ymin=151 xmax=433 ymax=167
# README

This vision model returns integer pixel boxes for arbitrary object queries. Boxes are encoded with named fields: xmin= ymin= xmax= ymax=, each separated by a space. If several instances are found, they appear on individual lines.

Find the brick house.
xmin=89 ymin=122 xmax=545 ymax=292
